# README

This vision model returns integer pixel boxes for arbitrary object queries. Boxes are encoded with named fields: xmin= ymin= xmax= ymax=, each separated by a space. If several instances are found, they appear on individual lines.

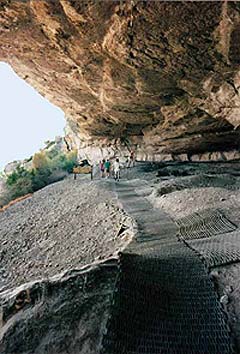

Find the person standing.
xmin=99 ymin=159 xmax=105 ymax=178
xmin=129 ymin=150 xmax=135 ymax=167
xmin=127 ymin=149 xmax=135 ymax=168
xmin=105 ymin=159 xmax=111 ymax=178
xmin=113 ymin=158 xmax=120 ymax=182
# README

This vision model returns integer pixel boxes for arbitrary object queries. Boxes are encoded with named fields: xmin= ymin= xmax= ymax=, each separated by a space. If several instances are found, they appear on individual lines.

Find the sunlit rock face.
xmin=0 ymin=0 xmax=240 ymax=160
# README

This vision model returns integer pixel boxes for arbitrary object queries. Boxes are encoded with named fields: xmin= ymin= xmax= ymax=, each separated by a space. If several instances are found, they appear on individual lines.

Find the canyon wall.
xmin=0 ymin=0 xmax=240 ymax=161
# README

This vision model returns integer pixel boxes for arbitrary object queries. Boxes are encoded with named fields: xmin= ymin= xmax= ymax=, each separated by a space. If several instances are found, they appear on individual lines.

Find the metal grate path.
xmin=187 ymin=230 xmax=240 ymax=268
xmin=101 ymin=180 xmax=234 ymax=354
xmin=176 ymin=209 xmax=236 ymax=241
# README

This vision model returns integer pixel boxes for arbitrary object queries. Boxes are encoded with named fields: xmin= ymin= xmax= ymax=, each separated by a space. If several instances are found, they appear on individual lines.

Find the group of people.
xmin=99 ymin=158 xmax=121 ymax=181
xmin=99 ymin=150 xmax=135 ymax=182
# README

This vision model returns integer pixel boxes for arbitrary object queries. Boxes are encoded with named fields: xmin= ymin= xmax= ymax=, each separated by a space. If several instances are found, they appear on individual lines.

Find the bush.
xmin=1 ymin=149 xmax=78 ymax=207
xmin=31 ymin=168 xmax=51 ymax=191
xmin=8 ymin=176 xmax=33 ymax=200
xmin=47 ymin=150 xmax=78 ymax=173
xmin=5 ymin=166 xmax=34 ymax=201
xmin=59 ymin=150 xmax=78 ymax=173
xmin=6 ymin=166 xmax=31 ymax=186
xmin=32 ymin=151 xmax=50 ymax=170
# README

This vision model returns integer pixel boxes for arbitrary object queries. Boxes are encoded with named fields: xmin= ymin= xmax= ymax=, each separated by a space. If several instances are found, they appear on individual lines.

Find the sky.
xmin=0 ymin=62 xmax=65 ymax=171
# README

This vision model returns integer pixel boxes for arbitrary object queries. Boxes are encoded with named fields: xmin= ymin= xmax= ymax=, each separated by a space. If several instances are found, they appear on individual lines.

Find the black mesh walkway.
xmin=187 ymin=230 xmax=240 ymax=268
xmin=176 ymin=209 xmax=236 ymax=241
xmin=101 ymin=181 xmax=234 ymax=354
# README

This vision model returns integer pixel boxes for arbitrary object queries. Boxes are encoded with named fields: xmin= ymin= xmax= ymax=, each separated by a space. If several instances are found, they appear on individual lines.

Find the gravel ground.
xmin=149 ymin=175 xmax=240 ymax=226
xmin=0 ymin=175 xmax=134 ymax=292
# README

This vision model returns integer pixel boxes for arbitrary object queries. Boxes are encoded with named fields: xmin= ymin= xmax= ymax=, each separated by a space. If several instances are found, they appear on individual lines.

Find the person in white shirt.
xmin=113 ymin=158 xmax=120 ymax=181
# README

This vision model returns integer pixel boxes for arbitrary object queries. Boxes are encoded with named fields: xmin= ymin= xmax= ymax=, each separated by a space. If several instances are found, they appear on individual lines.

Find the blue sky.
xmin=0 ymin=62 xmax=65 ymax=171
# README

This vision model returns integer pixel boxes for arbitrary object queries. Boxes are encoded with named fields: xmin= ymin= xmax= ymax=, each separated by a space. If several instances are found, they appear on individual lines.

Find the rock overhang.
xmin=0 ymin=0 xmax=240 ymax=159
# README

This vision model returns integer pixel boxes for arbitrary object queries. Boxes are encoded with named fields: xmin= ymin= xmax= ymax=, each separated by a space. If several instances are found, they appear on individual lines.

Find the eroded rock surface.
xmin=0 ymin=1 xmax=240 ymax=159
xmin=0 ymin=260 xmax=118 ymax=354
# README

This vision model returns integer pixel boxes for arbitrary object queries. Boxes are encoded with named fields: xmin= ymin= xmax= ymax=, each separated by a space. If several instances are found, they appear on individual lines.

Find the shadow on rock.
xmin=0 ymin=259 xmax=118 ymax=354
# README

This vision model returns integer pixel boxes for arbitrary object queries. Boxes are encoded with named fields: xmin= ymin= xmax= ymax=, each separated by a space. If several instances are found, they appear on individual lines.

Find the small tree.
xmin=32 ymin=151 xmax=50 ymax=170
xmin=49 ymin=150 xmax=78 ymax=173
xmin=31 ymin=151 xmax=52 ymax=190
xmin=63 ymin=150 xmax=78 ymax=173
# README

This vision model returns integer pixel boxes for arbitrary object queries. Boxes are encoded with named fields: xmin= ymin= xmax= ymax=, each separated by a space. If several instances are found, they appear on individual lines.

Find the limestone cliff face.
xmin=0 ymin=0 xmax=240 ymax=160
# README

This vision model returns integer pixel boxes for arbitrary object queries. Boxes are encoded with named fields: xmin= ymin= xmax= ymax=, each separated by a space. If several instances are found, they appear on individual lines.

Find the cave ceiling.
xmin=0 ymin=0 xmax=240 ymax=155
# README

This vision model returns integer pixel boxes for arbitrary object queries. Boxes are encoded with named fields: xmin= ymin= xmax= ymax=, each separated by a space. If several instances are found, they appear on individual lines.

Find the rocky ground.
xmin=149 ymin=164 xmax=240 ymax=225
xmin=1 ymin=161 xmax=240 ymax=353
xmin=0 ymin=172 xmax=135 ymax=354
xmin=0 ymin=174 xmax=134 ymax=292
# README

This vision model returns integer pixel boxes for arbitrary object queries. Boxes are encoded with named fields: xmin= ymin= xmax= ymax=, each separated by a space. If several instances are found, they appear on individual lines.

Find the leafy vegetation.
xmin=0 ymin=148 xmax=78 ymax=206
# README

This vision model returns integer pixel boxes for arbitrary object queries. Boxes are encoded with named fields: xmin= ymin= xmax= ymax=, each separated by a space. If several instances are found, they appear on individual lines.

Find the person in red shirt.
xmin=128 ymin=150 xmax=135 ymax=168
xmin=99 ymin=159 xmax=105 ymax=178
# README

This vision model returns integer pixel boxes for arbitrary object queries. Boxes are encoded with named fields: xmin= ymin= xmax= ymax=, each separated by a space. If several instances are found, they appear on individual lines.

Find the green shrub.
xmin=8 ymin=176 xmax=33 ymax=200
xmin=6 ymin=166 xmax=33 ymax=187
xmin=5 ymin=166 xmax=34 ymax=200
xmin=57 ymin=150 xmax=78 ymax=173
xmin=47 ymin=150 xmax=78 ymax=173
xmin=31 ymin=168 xmax=51 ymax=191
xmin=2 ymin=149 xmax=78 ymax=206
